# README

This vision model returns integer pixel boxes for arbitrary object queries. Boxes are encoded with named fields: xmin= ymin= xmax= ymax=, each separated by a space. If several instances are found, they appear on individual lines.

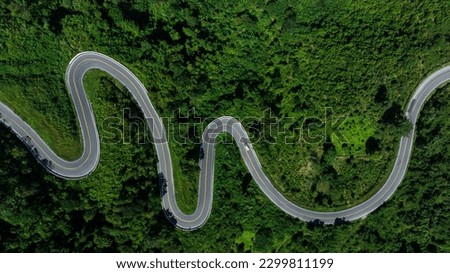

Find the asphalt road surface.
xmin=0 ymin=52 xmax=447 ymax=230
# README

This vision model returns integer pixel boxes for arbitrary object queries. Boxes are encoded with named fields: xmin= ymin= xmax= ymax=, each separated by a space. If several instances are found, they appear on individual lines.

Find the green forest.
xmin=0 ymin=0 xmax=449 ymax=252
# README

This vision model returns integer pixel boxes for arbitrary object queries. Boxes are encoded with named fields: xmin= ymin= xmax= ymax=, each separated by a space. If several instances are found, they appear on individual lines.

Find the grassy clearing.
xmin=332 ymin=116 xmax=375 ymax=156
xmin=0 ymin=82 xmax=82 ymax=160
xmin=169 ymin=143 xmax=198 ymax=214
xmin=235 ymin=230 xmax=255 ymax=252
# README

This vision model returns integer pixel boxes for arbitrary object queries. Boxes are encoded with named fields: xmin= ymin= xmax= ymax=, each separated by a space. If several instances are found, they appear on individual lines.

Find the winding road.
xmin=0 ymin=51 xmax=447 ymax=230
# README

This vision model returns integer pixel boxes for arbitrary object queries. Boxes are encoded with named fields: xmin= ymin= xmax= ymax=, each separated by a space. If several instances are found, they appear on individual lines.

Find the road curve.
xmin=0 ymin=51 xmax=447 ymax=230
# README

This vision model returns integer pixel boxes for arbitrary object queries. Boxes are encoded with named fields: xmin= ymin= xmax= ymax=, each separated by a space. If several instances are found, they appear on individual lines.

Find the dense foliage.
xmin=0 ymin=0 xmax=448 ymax=252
